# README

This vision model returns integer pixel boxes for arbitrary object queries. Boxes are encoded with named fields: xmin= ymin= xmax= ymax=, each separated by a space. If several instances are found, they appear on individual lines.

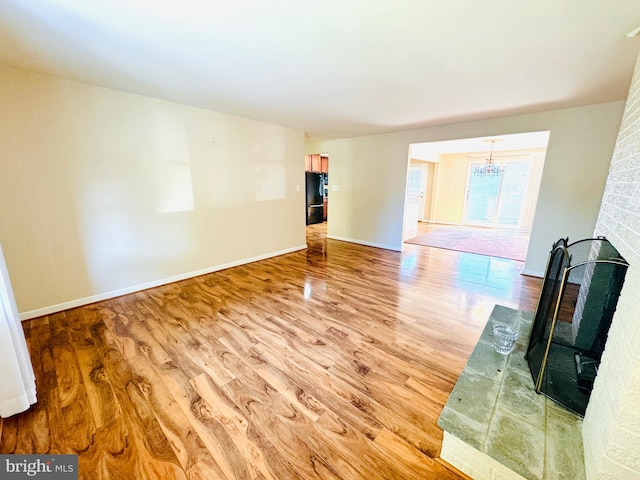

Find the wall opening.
xmin=404 ymin=131 xmax=550 ymax=258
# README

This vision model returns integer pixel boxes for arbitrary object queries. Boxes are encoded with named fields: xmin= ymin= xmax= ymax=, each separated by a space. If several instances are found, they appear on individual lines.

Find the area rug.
xmin=405 ymin=227 xmax=530 ymax=261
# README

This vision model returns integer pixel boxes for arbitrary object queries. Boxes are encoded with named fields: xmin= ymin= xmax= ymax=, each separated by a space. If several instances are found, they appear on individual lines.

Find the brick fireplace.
xmin=582 ymin=47 xmax=640 ymax=478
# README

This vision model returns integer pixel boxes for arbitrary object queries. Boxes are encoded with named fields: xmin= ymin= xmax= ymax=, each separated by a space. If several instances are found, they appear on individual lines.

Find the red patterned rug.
xmin=405 ymin=227 xmax=530 ymax=261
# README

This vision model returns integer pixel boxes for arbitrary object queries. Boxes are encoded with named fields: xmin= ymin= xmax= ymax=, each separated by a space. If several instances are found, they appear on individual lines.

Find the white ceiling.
xmin=1 ymin=0 xmax=640 ymax=139
xmin=410 ymin=131 xmax=551 ymax=162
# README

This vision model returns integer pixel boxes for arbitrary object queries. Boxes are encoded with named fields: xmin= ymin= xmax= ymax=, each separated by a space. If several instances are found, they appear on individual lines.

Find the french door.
xmin=464 ymin=161 xmax=530 ymax=229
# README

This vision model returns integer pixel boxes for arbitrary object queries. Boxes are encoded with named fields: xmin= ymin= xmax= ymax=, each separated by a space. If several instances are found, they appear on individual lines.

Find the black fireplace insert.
xmin=526 ymin=237 xmax=628 ymax=416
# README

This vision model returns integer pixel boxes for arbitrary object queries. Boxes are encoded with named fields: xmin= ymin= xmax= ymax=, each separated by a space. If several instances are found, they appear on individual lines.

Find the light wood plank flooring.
xmin=0 ymin=223 xmax=541 ymax=479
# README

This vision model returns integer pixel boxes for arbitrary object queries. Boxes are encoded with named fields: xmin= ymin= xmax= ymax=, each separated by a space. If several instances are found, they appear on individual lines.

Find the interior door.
xmin=407 ymin=165 xmax=427 ymax=221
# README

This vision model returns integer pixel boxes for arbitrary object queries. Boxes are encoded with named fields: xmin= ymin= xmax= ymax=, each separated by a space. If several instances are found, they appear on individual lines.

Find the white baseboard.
xmin=20 ymin=244 xmax=307 ymax=321
xmin=430 ymin=221 xmax=463 ymax=226
xmin=326 ymin=234 xmax=401 ymax=252
xmin=520 ymin=268 xmax=543 ymax=278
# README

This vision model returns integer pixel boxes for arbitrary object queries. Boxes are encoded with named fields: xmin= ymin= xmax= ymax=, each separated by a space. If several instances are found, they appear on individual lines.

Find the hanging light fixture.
xmin=473 ymin=140 xmax=504 ymax=177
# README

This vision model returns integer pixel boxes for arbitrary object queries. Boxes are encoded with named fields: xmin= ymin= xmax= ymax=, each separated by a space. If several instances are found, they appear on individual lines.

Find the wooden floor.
xmin=0 ymin=223 xmax=541 ymax=479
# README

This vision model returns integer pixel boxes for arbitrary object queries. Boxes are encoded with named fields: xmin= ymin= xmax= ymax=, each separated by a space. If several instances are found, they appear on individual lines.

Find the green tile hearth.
xmin=486 ymin=408 xmax=545 ymax=479
xmin=438 ymin=305 xmax=586 ymax=480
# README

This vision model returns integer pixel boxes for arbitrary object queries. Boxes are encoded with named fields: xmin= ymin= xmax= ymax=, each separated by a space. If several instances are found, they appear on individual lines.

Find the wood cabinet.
xmin=305 ymin=155 xmax=319 ymax=172
xmin=305 ymin=154 xmax=329 ymax=173
xmin=320 ymin=156 xmax=329 ymax=173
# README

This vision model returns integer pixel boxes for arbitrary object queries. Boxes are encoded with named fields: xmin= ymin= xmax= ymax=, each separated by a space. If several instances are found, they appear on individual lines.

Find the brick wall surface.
xmin=585 ymin=47 xmax=640 ymax=479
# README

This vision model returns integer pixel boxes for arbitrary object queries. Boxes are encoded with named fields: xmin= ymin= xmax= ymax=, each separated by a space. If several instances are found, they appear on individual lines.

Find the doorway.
xmin=304 ymin=154 xmax=329 ymax=225
xmin=404 ymin=131 xmax=550 ymax=259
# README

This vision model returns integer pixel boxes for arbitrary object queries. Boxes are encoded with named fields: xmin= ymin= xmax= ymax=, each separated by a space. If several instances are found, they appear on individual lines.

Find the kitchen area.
xmin=305 ymin=154 xmax=329 ymax=225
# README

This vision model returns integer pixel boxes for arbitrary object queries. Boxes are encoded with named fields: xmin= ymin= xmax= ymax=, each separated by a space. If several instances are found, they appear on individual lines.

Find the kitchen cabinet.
xmin=305 ymin=154 xmax=328 ymax=173
xmin=311 ymin=155 xmax=321 ymax=172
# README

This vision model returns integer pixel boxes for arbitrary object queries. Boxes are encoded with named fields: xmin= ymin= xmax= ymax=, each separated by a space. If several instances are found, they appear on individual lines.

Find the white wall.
xmin=584 ymin=48 xmax=640 ymax=479
xmin=0 ymin=66 xmax=306 ymax=317
xmin=309 ymin=102 xmax=624 ymax=273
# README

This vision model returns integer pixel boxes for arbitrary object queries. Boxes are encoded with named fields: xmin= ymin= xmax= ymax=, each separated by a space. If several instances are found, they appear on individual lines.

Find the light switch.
xmin=331 ymin=185 xmax=339 ymax=191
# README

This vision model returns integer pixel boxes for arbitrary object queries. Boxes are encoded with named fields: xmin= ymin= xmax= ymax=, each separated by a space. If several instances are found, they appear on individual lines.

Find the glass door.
xmin=464 ymin=161 xmax=530 ymax=228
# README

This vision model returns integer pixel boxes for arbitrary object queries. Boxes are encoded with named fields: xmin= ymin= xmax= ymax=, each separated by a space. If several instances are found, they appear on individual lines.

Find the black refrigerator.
xmin=306 ymin=172 xmax=324 ymax=225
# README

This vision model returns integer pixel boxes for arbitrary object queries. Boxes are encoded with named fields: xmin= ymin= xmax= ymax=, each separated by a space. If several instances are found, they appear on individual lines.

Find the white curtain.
xmin=0 ymin=244 xmax=36 ymax=418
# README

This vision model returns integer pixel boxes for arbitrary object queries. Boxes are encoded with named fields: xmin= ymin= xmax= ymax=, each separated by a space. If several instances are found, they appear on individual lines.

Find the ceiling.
xmin=1 ymin=1 xmax=640 ymax=140
xmin=410 ymin=131 xmax=551 ymax=162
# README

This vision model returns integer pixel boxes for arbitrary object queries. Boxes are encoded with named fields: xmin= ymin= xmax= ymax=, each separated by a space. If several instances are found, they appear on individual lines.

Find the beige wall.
xmin=425 ymin=162 xmax=436 ymax=221
xmin=584 ymin=48 xmax=640 ymax=479
xmin=432 ymin=153 xmax=468 ymax=224
xmin=310 ymin=102 xmax=624 ymax=273
xmin=0 ymin=67 xmax=306 ymax=317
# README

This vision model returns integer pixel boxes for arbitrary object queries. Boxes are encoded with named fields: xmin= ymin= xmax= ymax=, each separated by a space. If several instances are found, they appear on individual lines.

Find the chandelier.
xmin=473 ymin=140 xmax=504 ymax=177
